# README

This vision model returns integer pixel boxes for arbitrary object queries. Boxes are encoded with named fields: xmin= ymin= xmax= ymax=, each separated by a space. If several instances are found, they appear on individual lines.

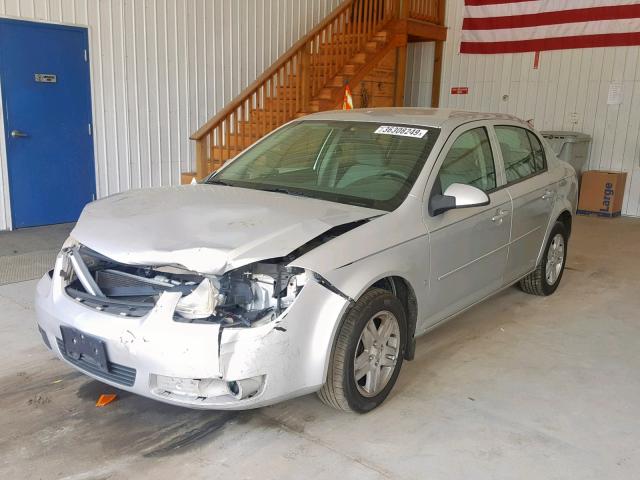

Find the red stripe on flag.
xmin=465 ymin=0 xmax=534 ymax=5
xmin=460 ymin=31 xmax=640 ymax=53
xmin=463 ymin=5 xmax=640 ymax=30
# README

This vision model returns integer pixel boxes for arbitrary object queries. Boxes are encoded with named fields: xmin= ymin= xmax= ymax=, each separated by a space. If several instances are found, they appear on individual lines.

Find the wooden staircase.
xmin=185 ymin=0 xmax=446 ymax=182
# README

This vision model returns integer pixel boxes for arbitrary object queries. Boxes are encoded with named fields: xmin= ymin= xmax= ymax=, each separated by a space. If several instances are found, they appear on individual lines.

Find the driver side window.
xmin=437 ymin=127 xmax=496 ymax=193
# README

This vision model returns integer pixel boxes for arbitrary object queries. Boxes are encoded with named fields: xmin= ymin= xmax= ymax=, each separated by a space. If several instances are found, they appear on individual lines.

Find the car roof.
xmin=301 ymin=107 xmax=529 ymax=130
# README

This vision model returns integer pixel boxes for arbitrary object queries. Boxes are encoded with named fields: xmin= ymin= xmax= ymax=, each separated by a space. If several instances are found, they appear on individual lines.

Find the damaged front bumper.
xmin=35 ymin=252 xmax=349 ymax=410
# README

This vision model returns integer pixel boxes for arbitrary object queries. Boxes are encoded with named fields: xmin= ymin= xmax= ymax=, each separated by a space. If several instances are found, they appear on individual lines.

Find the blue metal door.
xmin=0 ymin=19 xmax=95 ymax=228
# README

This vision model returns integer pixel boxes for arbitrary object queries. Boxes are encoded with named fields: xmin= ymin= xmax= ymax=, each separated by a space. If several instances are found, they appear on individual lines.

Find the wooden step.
xmin=250 ymin=109 xmax=296 ymax=123
xmin=310 ymin=98 xmax=340 ymax=112
xmin=328 ymin=74 xmax=346 ymax=87
xmin=343 ymin=64 xmax=357 ymax=75
xmin=211 ymin=145 xmax=244 ymax=161
xmin=351 ymin=80 xmax=395 ymax=97
xmin=364 ymin=40 xmax=380 ymax=52
xmin=352 ymin=52 xmax=370 ymax=64
xmin=316 ymin=40 xmax=373 ymax=53
xmin=231 ymin=128 xmax=275 ymax=144
xmin=314 ymin=36 xmax=378 ymax=52
xmin=318 ymin=87 xmax=335 ymax=100
xmin=257 ymin=103 xmax=300 ymax=115
xmin=311 ymin=51 xmax=369 ymax=66
xmin=238 ymin=121 xmax=279 ymax=137
xmin=375 ymin=30 xmax=389 ymax=42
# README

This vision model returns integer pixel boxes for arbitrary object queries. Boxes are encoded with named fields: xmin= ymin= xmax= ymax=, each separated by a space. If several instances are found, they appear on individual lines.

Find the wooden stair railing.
xmin=407 ymin=0 xmax=442 ymax=23
xmin=189 ymin=0 xmax=444 ymax=180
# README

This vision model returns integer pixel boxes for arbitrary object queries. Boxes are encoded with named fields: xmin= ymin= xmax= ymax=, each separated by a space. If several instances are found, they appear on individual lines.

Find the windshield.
xmin=209 ymin=120 xmax=440 ymax=211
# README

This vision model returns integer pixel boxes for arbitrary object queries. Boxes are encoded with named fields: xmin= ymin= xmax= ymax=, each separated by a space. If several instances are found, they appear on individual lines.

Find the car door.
xmin=423 ymin=123 xmax=512 ymax=326
xmin=493 ymin=125 xmax=556 ymax=283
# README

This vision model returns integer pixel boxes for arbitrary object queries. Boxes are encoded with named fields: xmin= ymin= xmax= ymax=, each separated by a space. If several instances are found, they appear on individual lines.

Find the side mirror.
xmin=429 ymin=183 xmax=490 ymax=216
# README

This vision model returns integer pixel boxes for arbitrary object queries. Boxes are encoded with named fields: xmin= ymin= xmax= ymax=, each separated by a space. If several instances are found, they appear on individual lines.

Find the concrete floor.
xmin=0 ymin=223 xmax=74 ymax=257
xmin=1 ymin=216 xmax=639 ymax=479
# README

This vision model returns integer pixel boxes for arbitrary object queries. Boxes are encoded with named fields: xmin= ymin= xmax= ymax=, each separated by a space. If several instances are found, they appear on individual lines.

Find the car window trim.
xmin=525 ymin=129 xmax=547 ymax=171
xmin=423 ymin=121 xmax=505 ymax=216
xmin=493 ymin=124 xmax=549 ymax=189
xmin=433 ymin=125 xmax=499 ymax=195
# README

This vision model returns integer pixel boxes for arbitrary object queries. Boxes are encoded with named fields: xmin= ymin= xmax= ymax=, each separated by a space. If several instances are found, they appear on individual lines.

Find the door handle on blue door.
xmin=491 ymin=209 xmax=510 ymax=223
xmin=10 ymin=130 xmax=28 ymax=138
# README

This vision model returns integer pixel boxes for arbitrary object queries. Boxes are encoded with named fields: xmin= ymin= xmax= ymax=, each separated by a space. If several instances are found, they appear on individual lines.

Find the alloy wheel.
xmin=545 ymin=233 xmax=565 ymax=285
xmin=353 ymin=310 xmax=401 ymax=397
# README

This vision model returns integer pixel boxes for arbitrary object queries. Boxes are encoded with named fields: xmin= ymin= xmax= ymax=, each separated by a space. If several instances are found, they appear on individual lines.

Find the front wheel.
xmin=318 ymin=288 xmax=406 ymax=413
xmin=519 ymin=221 xmax=568 ymax=296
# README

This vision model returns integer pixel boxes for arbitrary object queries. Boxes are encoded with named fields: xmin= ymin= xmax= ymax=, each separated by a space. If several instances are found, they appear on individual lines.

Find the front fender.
xmin=310 ymin=234 xmax=428 ymax=305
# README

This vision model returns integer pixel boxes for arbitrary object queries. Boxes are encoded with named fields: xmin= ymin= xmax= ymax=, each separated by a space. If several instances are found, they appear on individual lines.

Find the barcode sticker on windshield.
xmin=374 ymin=125 xmax=428 ymax=138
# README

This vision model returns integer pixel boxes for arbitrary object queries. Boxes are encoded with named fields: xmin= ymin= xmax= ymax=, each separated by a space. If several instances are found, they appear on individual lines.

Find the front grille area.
xmin=56 ymin=338 xmax=137 ymax=387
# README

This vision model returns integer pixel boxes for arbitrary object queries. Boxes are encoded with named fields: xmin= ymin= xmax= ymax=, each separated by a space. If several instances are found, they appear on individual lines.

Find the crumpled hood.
xmin=71 ymin=185 xmax=382 ymax=274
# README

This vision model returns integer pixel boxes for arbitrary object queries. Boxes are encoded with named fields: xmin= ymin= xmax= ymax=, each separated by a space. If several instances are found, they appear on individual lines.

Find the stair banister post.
xmin=398 ymin=0 xmax=409 ymax=19
xmin=432 ymin=0 xmax=446 ymax=106
xmin=195 ymin=138 xmax=208 ymax=180
xmin=300 ymin=43 xmax=311 ymax=112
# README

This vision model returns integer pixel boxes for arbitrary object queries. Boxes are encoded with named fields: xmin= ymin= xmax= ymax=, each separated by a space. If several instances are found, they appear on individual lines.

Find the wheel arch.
xmin=557 ymin=209 xmax=572 ymax=238
xmin=536 ymin=203 xmax=574 ymax=267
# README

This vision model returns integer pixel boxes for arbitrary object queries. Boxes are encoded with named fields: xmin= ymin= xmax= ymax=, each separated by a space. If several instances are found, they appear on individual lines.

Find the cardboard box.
xmin=577 ymin=171 xmax=627 ymax=217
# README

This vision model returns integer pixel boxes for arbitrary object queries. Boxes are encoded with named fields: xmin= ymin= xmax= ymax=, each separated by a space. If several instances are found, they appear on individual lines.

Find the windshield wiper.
xmin=260 ymin=187 xmax=310 ymax=198
xmin=206 ymin=178 xmax=232 ymax=186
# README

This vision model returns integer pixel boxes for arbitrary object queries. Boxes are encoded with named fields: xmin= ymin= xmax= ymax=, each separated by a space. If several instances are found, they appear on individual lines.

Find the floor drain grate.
xmin=0 ymin=250 xmax=58 ymax=285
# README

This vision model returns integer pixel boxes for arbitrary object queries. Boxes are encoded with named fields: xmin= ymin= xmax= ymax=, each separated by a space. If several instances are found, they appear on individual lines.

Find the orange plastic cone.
xmin=96 ymin=393 xmax=118 ymax=407
xmin=342 ymin=84 xmax=354 ymax=110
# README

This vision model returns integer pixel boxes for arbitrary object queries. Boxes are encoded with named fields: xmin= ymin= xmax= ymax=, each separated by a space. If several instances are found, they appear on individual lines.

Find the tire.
xmin=318 ymin=288 xmax=406 ymax=413
xmin=519 ymin=221 xmax=568 ymax=296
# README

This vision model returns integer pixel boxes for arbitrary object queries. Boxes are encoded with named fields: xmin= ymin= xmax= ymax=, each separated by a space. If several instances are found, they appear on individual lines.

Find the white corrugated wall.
xmin=405 ymin=0 xmax=640 ymax=217
xmin=0 ymin=0 xmax=340 ymax=230
xmin=404 ymin=42 xmax=435 ymax=108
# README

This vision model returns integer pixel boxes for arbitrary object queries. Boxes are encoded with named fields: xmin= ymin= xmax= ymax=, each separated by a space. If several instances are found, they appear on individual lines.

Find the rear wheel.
xmin=318 ymin=288 xmax=406 ymax=413
xmin=519 ymin=221 xmax=568 ymax=296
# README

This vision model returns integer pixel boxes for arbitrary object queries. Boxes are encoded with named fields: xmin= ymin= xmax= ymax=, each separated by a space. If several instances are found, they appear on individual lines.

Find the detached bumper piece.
xmin=150 ymin=374 xmax=264 ymax=405
xmin=56 ymin=338 xmax=137 ymax=387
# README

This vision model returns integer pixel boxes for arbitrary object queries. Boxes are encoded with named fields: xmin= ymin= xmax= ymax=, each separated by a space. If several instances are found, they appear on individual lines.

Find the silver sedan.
xmin=35 ymin=108 xmax=577 ymax=412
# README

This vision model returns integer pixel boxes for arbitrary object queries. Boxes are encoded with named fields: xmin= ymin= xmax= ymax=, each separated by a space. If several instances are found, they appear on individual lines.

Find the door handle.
xmin=10 ymin=130 xmax=28 ymax=138
xmin=491 ymin=209 xmax=510 ymax=222
xmin=541 ymin=190 xmax=555 ymax=200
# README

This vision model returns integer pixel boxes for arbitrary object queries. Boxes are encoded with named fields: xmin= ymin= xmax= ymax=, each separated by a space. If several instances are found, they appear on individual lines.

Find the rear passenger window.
xmin=527 ymin=131 xmax=546 ymax=171
xmin=437 ymin=127 xmax=496 ymax=193
xmin=495 ymin=126 xmax=545 ymax=183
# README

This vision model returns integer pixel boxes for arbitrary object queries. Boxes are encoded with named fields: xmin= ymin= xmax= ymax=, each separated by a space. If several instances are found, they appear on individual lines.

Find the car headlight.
xmin=175 ymin=278 xmax=220 ymax=319
xmin=176 ymin=262 xmax=309 ymax=327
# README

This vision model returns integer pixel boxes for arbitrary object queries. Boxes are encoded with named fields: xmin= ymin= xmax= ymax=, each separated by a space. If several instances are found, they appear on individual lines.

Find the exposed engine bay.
xmin=64 ymin=246 xmax=308 ymax=327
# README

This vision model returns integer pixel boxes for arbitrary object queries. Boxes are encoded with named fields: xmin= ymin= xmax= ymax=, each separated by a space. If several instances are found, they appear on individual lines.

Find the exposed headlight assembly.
xmin=61 ymin=244 xmax=308 ymax=327
xmin=175 ymin=278 xmax=220 ymax=320
xmin=174 ymin=261 xmax=309 ymax=327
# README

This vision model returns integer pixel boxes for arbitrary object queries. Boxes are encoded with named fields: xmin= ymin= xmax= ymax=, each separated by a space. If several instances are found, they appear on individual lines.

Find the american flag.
xmin=461 ymin=0 xmax=640 ymax=54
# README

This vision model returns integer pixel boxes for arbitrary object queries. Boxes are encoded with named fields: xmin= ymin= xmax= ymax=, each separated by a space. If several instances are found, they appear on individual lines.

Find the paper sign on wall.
xmin=607 ymin=82 xmax=623 ymax=105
